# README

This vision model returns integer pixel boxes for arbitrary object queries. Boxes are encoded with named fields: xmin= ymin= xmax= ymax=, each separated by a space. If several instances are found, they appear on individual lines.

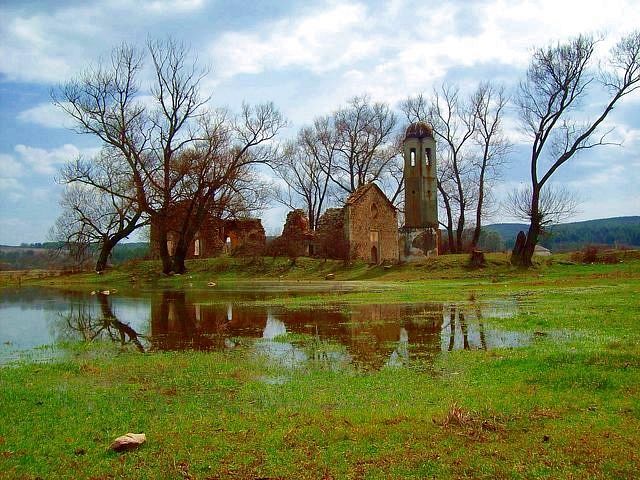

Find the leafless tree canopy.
xmin=54 ymin=39 xmax=286 ymax=273
xmin=272 ymin=122 xmax=335 ymax=230
xmin=470 ymin=82 xmax=511 ymax=248
xmin=325 ymin=95 xmax=398 ymax=196
xmin=401 ymin=82 xmax=509 ymax=253
xmin=511 ymin=31 xmax=640 ymax=267
xmin=272 ymin=96 xmax=402 ymax=230
xmin=506 ymin=184 xmax=579 ymax=228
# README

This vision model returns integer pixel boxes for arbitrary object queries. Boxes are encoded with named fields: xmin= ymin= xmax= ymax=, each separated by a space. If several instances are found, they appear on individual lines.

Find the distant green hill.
xmin=485 ymin=216 xmax=640 ymax=251
xmin=0 ymin=242 xmax=150 ymax=270
xmin=111 ymin=242 xmax=150 ymax=263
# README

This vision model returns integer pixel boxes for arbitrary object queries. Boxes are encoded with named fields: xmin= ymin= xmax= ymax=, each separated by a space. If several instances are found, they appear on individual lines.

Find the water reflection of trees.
xmin=444 ymin=304 xmax=488 ymax=352
xmin=151 ymin=291 xmax=265 ymax=351
xmin=146 ymin=295 xmax=520 ymax=368
xmin=54 ymin=294 xmax=147 ymax=351
xmin=26 ymin=286 xmax=523 ymax=366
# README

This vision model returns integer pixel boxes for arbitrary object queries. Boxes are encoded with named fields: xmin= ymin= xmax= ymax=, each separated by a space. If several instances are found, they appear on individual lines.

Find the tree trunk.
xmin=172 ymin=240 xmax=188 ymax=274
xmin=469 ymin=249 xmax=485 ymax=268
xmin=471 ymin=167 xmax=486 ymax=249
xmin=438 ymin=181 xmax=455 ymax=253
xmin=521 ymin=221 xmax=540 ymax=267
xmin=94 ymin=212 xmax=144 ymax=272
xmin=511 ymin=189 xmax=541 ymax=267
xmin=156 ymin=228 xmax=173 ymax=274
xmin=95 ymin=239 xmax=115 ymax=272
xmin=511 ymin=230 xmax=527 ymax=265
xmin=455 ymin=210 xmax=465 ymax=253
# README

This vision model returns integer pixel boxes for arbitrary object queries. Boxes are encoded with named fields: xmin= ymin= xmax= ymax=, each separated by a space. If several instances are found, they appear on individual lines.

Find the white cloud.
xmin=0 ymin=154 xmax=26 ymax=202
xmin=143 ymin=0 xmax=205 ymax=13
xmin=17 ymin=103 xmax=75 ymax=129
xmin=0 ymin=0 xmax=207 ymax=83
xmin=0 ymin=153 xmax=24 ymax=178
xmin=12 ymin=144 xmax=100 ymax=175
xmin=209 ymin=3 xmax=377 ymax=81
xmin=0 ymin=177 xmax=26 ymax=202
xmin=0 ymin=217 xmax=29 ymax=231
xmin=568 ymin=164 xmax=627 ymax=188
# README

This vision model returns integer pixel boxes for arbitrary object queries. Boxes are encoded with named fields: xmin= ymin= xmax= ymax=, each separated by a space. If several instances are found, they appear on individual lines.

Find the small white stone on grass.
xmin=110 ymin=432 xmax=146 ymax=452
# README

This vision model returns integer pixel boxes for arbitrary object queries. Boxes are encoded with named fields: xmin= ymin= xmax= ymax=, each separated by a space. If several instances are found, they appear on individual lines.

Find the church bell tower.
xmin=401 ymin=122 xmax=438 ymax=257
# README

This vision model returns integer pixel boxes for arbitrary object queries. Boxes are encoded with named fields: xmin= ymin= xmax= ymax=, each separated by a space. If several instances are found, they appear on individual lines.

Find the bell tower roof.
xmin=404 ymin=122 xmax=434 ymax=141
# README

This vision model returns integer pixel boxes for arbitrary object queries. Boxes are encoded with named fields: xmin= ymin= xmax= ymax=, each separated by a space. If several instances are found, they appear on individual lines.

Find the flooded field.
xmin=0 ymin=284 xmax=528 ymax=368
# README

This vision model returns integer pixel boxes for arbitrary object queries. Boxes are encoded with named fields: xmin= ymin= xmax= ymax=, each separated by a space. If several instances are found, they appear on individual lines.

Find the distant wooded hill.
xmin=0 ymin=242 xmax=149 ymax=270
xmin=484 ymin=216 xmax=640 ymax=252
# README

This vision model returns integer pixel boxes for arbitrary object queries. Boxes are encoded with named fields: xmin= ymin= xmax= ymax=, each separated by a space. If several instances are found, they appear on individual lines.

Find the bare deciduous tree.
xmin=166 ymin=103 xmax=284 ymax=273
xmin=402 ymin=82 xmax=510 ymax=253
xmin=55 ymin=150 xmax=147 ymax=272
xmin=55 ymin=39 xmax=285 ymax=274
xmin=324 ymin=95 xmax=398 ymax=197
xmin=470 ymin=82 xmax=511 ymax=249
xmin=272 ymin=119 xmax=336 ymax=230
xmin=506 ymin=184 xmax=579 ymax=231
xmin=511 ymin=31 xmax=640 ymax=267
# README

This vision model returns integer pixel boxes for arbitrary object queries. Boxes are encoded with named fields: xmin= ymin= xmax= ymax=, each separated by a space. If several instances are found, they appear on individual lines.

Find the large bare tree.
xmin=55 ymin=149 xmax=147 ymax=272
xmin=272 ymin=118 xmax=336 ymax=230
xmin=470 ymin=83 xmax=510 ymax=249
xmin=166 ymin=103 xmax=284 ymax=273
xmin=54 ymin=39 xmax=285 ymax=274
xmin=511 ymin=31 xmax=640 ymax=267
xmin=323 ymin=95 xmax=398 ymax=197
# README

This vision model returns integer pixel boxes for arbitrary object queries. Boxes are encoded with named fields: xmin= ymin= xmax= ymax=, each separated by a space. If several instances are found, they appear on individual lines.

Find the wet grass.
xmin=1 ymin=254 xmax=639 ymax=478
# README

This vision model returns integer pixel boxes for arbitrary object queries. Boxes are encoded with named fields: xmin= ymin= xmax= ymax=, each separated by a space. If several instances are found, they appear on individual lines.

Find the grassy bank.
xmin=1 ymin=254 xmax=639 ymax=478
xmin=5 ymin=250 xmax=640 ymax=303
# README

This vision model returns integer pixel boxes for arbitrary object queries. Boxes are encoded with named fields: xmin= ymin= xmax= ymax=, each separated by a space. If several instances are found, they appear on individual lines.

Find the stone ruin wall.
xmin=345 ymin=190 xmax=399 ymax=263
xmin=266 ymin=209 xmax=313 ymax=257
xmin=150 ymin=213 xmax=265 ymax=259
xmin=314 ymin=208 xmax=347 ymax=259
xmin=222 ymin=219 xmax=266 ymax=257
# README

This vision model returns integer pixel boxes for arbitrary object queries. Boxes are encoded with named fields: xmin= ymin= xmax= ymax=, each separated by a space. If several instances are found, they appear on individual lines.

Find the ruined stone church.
xmin=303 ymin=121 xmax=439 ymax=264
xmin=150 ymin=121 xmax=438 ymax=264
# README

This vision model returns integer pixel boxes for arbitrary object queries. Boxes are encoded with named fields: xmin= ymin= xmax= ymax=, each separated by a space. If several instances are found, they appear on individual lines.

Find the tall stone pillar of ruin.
xmin=400 ymin=122 xmax=439 ymax=261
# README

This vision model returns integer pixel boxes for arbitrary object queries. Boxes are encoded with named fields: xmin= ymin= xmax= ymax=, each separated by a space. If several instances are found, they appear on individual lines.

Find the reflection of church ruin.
xmin=150 ymin=121 xmax=439 ymax=264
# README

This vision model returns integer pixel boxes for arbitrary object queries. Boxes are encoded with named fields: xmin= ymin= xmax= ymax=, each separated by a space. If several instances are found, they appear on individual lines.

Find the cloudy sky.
xmin=1 ymin=0 xmax=639 ymax=245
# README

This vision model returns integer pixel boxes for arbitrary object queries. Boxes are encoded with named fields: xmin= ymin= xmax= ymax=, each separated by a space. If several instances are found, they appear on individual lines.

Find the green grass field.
xmin=1 ymin=253 xmax=639 ymax=479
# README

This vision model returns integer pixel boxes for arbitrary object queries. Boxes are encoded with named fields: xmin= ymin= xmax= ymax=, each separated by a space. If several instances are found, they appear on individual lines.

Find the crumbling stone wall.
xmin=223 ymin=219 xmax=266 ymax=256
xmin=315 ymin=208 xmax=348 ymax=260
xmin=150 ymin=204 xmax=265 ymax=259
xmin=266 ymin=209 xmax=313 ymax=258
xmin=150 ymin=204 xmax=223 ymax=259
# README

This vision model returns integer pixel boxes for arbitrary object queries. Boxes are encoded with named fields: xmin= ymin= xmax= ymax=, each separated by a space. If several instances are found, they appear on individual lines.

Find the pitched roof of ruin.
xmin=345 ymin=183 xmax=396 ymax=211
